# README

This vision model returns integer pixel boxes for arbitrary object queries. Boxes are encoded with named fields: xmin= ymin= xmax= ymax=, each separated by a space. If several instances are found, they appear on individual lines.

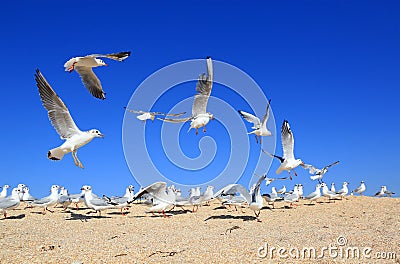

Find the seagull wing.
xmin=133 ymin=182 xmax=170 ymax=203
xmin=281 ymin=120 xmax=295 ymax=160
xmin=217 ymin=184 xmax=251 ymax=204
xmin=74 ymin=66 xmax=105 ymax=100
xmin=301 ymin=163 xmax=319 ymax=174
xmin=157 ymin=117 xmax=192 ymax=123
xmin=323 ymin=161 xmax=340 ymax=170
xmin=124 ymin=108 xmax=146 ymax=115
xmin=238 ymin=111 xmax=261 ymax=129
xmin=35 ymin=69 xmax=81 ymax=139
xmin=0 ymin=198 xmax=19 ymax=209
xmin=192 ymin=57 xmax=213 ymax=117
xmin=163 ymin=112 xmax=187 ymax=117
xmin=262 ymin=149 xmax=285 ymax=163
xmin=261 ymin=99 xmax=272 ymax=127
xmin=87 ymin=51 xmax=131 ymax=62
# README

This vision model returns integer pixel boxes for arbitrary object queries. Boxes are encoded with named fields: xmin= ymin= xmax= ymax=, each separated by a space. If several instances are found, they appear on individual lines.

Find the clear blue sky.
xmin=0 ymin=1 xmax=399 ymax=197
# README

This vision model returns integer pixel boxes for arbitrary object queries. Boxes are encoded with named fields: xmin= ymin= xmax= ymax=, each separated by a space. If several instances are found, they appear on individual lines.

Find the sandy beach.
xmin=0 ymin=196 xmax=399 ymax=263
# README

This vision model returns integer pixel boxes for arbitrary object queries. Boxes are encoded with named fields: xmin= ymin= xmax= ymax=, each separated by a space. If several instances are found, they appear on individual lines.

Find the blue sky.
xmin=0 ymin=1 xmax=399 ymax=197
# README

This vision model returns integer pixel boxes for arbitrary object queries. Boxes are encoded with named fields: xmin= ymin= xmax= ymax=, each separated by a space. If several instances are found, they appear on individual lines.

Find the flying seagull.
xmin=124 ymin=108 xmax=186 ymax=123
xmin=35 ymin=69 xmax=104 ymax=168
xmin=262 ymin=120 xmax=304 ymax=179
xmin=158 ymin=57 xmax=214 ymax=135
xmin=213 ymin=175 xmax=266 ymax=222
xmin=64 ymin=51 xmax=131 ymax=100
xmin=238 ymin=99 xmax=272 ymax=144
xmin=301 ymin=161 xmax=340 ymax=183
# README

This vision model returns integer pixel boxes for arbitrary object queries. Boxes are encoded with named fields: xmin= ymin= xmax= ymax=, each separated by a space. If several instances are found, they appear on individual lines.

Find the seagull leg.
xmin=72 ymin=151 xmax=79 ymax=166
xmin=46 ymin=207 xmax=54 ymax=213
xmin=3 ymin=212 xmax=7 ymax=218
xmin=288 ymin=171 xmax=293 ymax=180
xmin=260 ymin=137 xmax=262 ymax=144
xmin=255 ymin=135 xmax=258 ymax=144
xmin=162 ymin=210 xmax=169 ymax=218
xmin=203 ymin=126 xmax=206 ymax=133
xmin=293 ymin=169 xmax=298 ymax=176
xmin=195 ymin=128 xmax=199 ymax=135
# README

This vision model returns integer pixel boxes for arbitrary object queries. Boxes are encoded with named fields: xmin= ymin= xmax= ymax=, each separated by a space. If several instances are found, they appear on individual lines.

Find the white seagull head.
xmin=88 ymin=129 xmax=104 ymax=138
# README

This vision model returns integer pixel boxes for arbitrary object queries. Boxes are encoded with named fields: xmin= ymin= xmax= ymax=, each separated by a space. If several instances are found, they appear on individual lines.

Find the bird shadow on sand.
xmin=213 ymin=205 xmax=229 ymax=210
xmin=0 ymin=214 xmax=25 ymax=220
xmin=65 ymin=212 xmax=111 ymax=221
xmin=204 ymin=215 xmax=257 ymax=222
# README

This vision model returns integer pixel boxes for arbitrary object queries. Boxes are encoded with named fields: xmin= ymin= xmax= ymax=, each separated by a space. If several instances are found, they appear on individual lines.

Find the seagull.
xmin=374 ymin=186 xmax=385 ymax=197
xmin=202 ymin=186 xmax=214 ymax=206
xmin=304 ymin=184 xmax=322 ymax=204
xmin=81 ymin=186 xmax=115 ymax=216
xmin=58 ymin=187 xmax=72 ymax=210
xmin=124 ymin=108 xmax=186 ymax=123
xmin=321 ymin=183 xmax=339 ymax=202
xmin=103 ymin=185 xmax=134 ymax=215
xmin=284 ymin=185 xmax=300 ymax=208
xmin=35 ymin=69 xmax=104 ymax=168
xmin=158 ymin=57 xmax=214 ymax=135
xmin=21 ymin=186 xmax=37 ymax=202
xmin=262 ymin=120 xmax=304 ymax=180
xmin=301 ymin=161 xmax=340 ymax=183
xmin=336 ymin=182 xmax=349 ymax=199
xmin=238 ymin=99 xmax=272 ymax=144
xmin=277 ymin=185 xmax=286 ymax=195
xmin=130 ymin=182 xmax=175 ymax=217
xmin=214 ymin=175 xmax=266 ymax=222
xmin=352 ymin=181 xmax=366 ymax=196
xmin=64 ymin=51 xmax=131 ymax=100
xmin=383 ymin=186 xmax=395 ymax=197
xmin=0 ymin=188 xmax=21 ymax=218
xmin=0 ymin=185 xmax=10 ymax=198
xmin=30 ymin=185 xmax=60 ymax=214
xmin=17 ymin=184 xmax=26 ymax=200
xmin=262 ymin=187 xmax=282 ymax=208
xmin=330 ymin=183 xmax=336 ymax=193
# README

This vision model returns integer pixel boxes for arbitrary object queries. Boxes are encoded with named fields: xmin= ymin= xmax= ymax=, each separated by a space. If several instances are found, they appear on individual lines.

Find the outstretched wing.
xmin=238 ymin=111 xmax=261 ymax=129
xmin=124 ymin=108 xmax=146 ymax=115
xmin=262 ymin=149 xmax=284 ymax=163
xmin=157 ymin=117 xmax=192 ymax=123
xmin=75 ymin=66 xmax=105 ymax=100
xmin=192 ymin=57 xmax=213 ymax=117
xmin=35 ymin=69 xmax=81 ymax=139
xmin=156 ymin=111 xmax=187 ymax=117
xmin=301 ymin=163 xmax=320 ymax=174
xmin=281 ymin=120 xmax=295 ymax=160
xmin=88 ymin=51 xmax=131 ymax=61
xmin=323 ymin=161 xmax=340 ymax=170
xmin=261 ymin=99 xmax=272 ymax=127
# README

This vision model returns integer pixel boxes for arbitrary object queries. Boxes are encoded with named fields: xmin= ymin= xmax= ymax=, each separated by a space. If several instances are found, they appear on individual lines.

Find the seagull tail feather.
xmin=48 ymin=147 xmax=65 ymax=161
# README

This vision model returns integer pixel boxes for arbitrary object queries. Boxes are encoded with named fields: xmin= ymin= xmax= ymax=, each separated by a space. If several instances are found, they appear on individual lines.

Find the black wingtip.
xmin=206 ymin=56 xmax=211 ymax=59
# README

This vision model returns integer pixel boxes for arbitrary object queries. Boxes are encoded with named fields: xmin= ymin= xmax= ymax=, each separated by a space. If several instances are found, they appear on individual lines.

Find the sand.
xmin=0 ymin=196 xmax=399 ymax=263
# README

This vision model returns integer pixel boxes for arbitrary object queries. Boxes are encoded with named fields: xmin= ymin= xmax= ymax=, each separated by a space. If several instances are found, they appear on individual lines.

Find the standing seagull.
xmin=35 ymin=69 xmax=104 ymax=168
xmin=124 ymin=108 xmax=186 ymax=123
xmin=30 ymin=185 xmax=60 ymax=214
xmin=158 ymin=57 xmax=214 ymax=135
xmin=0 ymin=188 xmax=21 ymax=218
xmin=64 ymin=51 xmax=131 ymax=100
xmin=336 ymin=182 xmax=349 ymax=200
xmin=301 ymin=161 xmax=340 ymax=183
xmin=304 ymin=184 xmax=322 ymax=204
xmin=0 ymin=185 xmax=10 ymax=198
xmin=238 ymin=99 xmax=272 ymax=144
xmin=352 ymin=181 xmax=366 ymax=196
xmin=262 ymin=120 xmax=304 ymax=180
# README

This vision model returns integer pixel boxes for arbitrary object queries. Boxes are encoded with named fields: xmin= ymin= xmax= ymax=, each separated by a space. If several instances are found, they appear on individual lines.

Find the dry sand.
xmin=0 ymin=196 xmax=399 ymax=263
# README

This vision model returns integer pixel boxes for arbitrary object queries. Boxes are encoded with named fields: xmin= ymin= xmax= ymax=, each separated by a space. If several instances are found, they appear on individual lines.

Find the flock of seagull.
xmin=2 ymin=52 xmax=395 ymax=221
xmin=0 ymin=180 xmax=395 ymax=221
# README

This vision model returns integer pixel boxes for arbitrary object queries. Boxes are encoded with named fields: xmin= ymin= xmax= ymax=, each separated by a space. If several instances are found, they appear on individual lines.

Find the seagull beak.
xmin=105 ymin=64 xmax=108 ymax=67
xmin=99 ymin=133 xmax=105 ymax=138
